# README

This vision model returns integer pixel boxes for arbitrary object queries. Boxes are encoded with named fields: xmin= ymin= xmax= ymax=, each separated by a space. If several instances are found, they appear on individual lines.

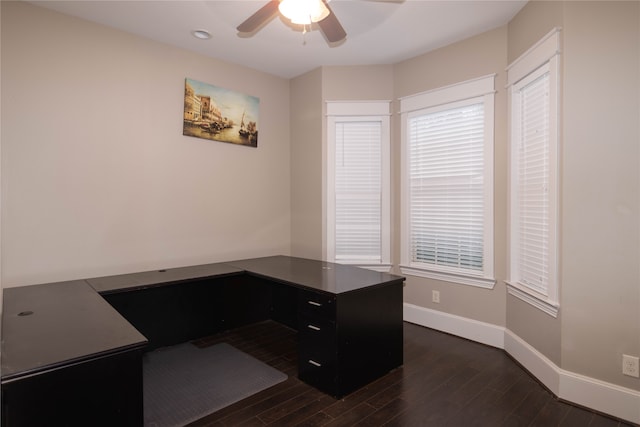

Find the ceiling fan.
xmin=237 ymin=0 xmax=386 ymax=45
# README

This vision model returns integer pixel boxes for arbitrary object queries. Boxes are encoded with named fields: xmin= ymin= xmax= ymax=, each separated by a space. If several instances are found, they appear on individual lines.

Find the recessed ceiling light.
xmin=191 ymin=29 xmax=211 ymax=40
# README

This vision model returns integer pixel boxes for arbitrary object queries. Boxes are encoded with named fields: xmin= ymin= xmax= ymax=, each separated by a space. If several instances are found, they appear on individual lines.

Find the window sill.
xmin=358 ymin=264 xmax=392 ymax=273
xmin=399 ymin=265 xmax=495 ymax=289
xmin=336 ymin=261 xmax=392 ymax=273
xmin=506 ymin=281 xmax=559 ymax=318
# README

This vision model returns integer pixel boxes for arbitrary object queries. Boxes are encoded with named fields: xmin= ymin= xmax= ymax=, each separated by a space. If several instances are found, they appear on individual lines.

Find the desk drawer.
xmin=298 ymin=353 xmax=338 ymax=396
xmin=298 ymin=314 xmax=335 ymax=344
xmin=298 ymin=290 xmax=336 ymax=319
xmin=298 ymin=325 xmax=338 ymax=396
xmin=298 ymin=313 xmax=336 ymax=376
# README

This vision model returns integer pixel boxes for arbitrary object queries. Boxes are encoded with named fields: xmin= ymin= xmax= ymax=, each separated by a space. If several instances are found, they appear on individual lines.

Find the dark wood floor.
xmin=189 ymin=320 xmax=635 ymax=427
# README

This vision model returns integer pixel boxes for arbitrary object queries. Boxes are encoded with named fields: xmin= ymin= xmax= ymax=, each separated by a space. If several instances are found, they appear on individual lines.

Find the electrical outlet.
xmin=622 ymin=354 xmax=639 ymax=378
xmin=432 ymin=290 xmax=440 ymax=304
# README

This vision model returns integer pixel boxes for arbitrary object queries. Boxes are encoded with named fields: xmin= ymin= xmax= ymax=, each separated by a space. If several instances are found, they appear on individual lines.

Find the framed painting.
xmin=183 ymin=78 xmax=259 ymax=147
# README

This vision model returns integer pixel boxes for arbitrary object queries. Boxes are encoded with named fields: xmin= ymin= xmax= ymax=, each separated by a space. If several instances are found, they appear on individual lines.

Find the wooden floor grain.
xmin=188 ymin=321 xmax=635 ymax=427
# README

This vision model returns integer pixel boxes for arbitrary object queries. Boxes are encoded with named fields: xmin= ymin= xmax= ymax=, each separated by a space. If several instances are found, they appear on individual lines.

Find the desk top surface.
xmin=87 ymin=262 xmax=243 ymax=294
xmin=87 ymin=256 xmax=404 ymax=295
xmin=1 ymin=256 xmax=404 ymax=382
xmin=228 ymin=256 xmax=404 ymax=294
xmin=1 ymin=280 xmax=147 ymax=381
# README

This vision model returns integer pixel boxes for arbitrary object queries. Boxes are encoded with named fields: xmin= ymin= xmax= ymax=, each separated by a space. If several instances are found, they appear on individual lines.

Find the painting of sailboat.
xmin=183 ymin=78 xmax=259 ymax=147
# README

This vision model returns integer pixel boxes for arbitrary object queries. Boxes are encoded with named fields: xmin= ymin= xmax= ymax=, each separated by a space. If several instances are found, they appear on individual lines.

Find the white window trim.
xmin=506 ymin=28 xmax=561 ymax=317
xmin=326 ymin=101 xmax=391 ymax=272
xmin=506 ymin=281 xmax=559 ymax=318
xmin=399 ymin=75 xmax=496 ymax=288
xmin=506 ymin=27 xmax=562 ymax=87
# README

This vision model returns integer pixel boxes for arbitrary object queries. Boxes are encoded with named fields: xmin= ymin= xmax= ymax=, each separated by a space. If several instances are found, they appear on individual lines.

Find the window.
xmin=326 ymin=101 xmax=391 ymax=271
xmin=400 ymin=75 xmax=495 ymax=288
xmin=507 ymin=28 xmax=560 ymax=317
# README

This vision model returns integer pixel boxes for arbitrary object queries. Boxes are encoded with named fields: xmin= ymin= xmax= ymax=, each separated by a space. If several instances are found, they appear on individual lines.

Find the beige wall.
xmin=506 ymin=0 xmax=640 ymax=390
xmin=1 ymin=1 xmax=291 ymax=286
xmin=507 ymin=0 xmax=564 ymax=62
xmin=561 ymin=1 xmax=640 ymax=389
xmin=290 ymin=68 xmax=323 ymax=259
xmin=393 ymin=27 xmax=509 ymax=327
xmin=321 ymin=65 xmax=394 ymax=101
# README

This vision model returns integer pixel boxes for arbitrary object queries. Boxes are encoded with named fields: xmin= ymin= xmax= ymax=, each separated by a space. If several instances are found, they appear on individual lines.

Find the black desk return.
xmin=1 ymin=256 xmax=405 ymax=426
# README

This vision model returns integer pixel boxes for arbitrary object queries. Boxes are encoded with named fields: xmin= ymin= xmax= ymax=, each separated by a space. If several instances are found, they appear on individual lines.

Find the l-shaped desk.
xmin=1 ymin=256 xmax=405 ymax=427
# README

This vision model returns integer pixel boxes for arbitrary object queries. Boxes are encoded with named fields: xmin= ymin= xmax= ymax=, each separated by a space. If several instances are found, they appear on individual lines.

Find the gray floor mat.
xmin=143 ymin=342 xmax=287 ymax=427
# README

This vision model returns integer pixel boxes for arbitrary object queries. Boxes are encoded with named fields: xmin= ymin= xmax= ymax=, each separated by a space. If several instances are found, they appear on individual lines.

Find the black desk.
xmin=2 ymin=256 xmax=404 ymax=426
xmin=1 ymin=280 xmax=147 ymax=426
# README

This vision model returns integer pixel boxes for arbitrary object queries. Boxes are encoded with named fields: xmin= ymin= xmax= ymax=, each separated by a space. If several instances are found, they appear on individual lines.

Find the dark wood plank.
xmin=529 ymin=399 xmax=573 ymax=426
xmin=560 ymin=406 xmax=596 ymax=426
xmin=186 ymin=321 xmax=630 ymax=427
xmin=322 ymin=402 xmax=379 ymax=427
xmin=355 ymin=397 xmax=410 ymax=426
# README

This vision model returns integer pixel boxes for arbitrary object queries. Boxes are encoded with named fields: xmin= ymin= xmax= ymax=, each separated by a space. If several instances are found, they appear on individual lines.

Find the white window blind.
xmin=326 ymin=101 xmax=391 ymax=270
xmin=334 ymin=120 xmax=382 ymax=261
xmin=516 ymin=72 xmax=550 ymax=294
xmin=408 ymin=101 xmax=485 ymax=272
xmin=507 ymin=28 xmax=560 ymax=316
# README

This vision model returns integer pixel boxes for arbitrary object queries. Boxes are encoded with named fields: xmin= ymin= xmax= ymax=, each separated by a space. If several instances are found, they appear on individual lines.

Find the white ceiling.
xmin=30 ymin=0 xmax=527 ymax=79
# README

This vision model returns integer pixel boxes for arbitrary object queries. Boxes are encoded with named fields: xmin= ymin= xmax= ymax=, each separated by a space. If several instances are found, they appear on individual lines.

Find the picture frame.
xmin=183 ymin=78 xmax=259 ymax=147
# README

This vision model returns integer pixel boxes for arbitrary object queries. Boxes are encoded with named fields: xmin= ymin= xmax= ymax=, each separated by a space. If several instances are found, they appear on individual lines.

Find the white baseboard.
xmin=404 ymin=303 xmax=640 ymax=425
xmin=505 ymin=329 xmax=640 ymax=425
xmin=503 ymin=329 xmax=560 ymax=392
xmin=403 ymin=302 xmax=505 ymax=348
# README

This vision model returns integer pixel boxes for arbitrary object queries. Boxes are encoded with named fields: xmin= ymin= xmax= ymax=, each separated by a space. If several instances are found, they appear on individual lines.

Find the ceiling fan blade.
xmin=317 ymin=1 xmax=347 ymax=43
xmin=236 ymin=0 xmax=280 ymax=33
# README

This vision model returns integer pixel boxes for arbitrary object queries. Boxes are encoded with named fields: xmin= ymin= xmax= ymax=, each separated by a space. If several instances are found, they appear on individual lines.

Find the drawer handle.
xmin=307 ymin=324 xmax=321 ymax=331
xmin=307 ymin=300 xmax=322 ymax=307
xmin=308 ymin=359 xmax=322 ymax=367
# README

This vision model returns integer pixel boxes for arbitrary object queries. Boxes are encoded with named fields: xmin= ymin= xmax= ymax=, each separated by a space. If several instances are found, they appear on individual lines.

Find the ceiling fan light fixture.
xmin=278 ymin=0 xmax=330 ymax=25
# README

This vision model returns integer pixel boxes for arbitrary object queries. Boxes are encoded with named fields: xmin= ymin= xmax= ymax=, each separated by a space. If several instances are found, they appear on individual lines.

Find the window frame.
xmin=399 ymin=75 xmax=496 ymax=288
xmin=506 ymin=28 xmax=561 ymax=317
xmin=325 ymin=101 xmax=391 ymax=272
